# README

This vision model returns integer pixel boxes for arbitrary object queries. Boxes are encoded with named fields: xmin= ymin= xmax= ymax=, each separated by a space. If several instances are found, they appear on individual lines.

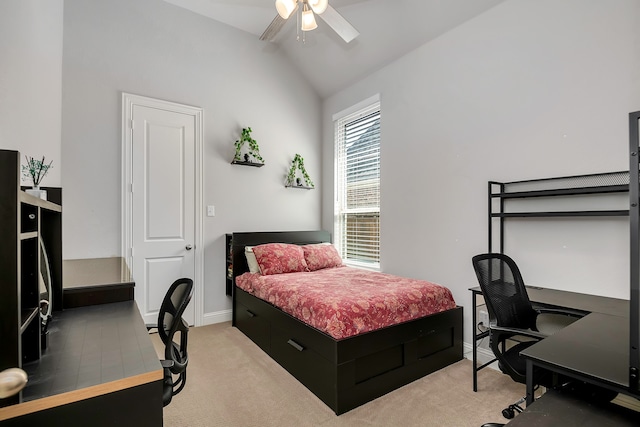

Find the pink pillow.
xmin=252 ymin=243 xmax=309 ymax=275
xmin=302 ymin=243 xmax=343 ymax=271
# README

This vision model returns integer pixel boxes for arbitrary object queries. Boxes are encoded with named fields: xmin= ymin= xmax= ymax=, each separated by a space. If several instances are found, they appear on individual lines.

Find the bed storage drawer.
xmin=270 ymin=325 xmax=335 ymax=406
xmin=235 ymin=299 xmax=270 ymax=352
xmin=268 ymin=307 xmax=336 ymax=362
xmin=414 ymin=325 xmax=455 ymax=359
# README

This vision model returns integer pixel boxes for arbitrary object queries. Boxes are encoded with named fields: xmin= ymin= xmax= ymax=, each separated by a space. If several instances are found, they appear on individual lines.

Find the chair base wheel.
xmin=502 ymin=407 xmax=514 ymax=419
xmin=502 ymin=403 xmax=523 ymax=419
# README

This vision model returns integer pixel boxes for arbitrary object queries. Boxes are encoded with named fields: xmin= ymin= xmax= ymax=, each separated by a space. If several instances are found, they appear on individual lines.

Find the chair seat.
xmin=499 ymin=341 xmax=536 ymax=379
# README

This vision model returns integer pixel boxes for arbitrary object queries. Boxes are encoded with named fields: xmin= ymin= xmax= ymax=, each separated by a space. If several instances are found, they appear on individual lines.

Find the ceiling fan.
xmin=260 ymin=0 xmax=359 ymax=43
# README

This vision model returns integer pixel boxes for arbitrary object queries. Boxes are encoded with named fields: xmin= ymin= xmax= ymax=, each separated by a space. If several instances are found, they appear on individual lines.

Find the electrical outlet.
xmin=478 ymin=309 xmax=490 ymax=327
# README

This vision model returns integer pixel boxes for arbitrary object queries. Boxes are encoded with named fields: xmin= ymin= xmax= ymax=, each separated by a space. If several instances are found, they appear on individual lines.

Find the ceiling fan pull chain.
xmin=296 ymin=1 xmax=300 ymax=42
xmin=300 ymin=1 xmax=306 ymax=43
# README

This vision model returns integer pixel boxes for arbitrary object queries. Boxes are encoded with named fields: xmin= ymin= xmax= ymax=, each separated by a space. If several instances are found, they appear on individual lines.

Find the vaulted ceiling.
xmin=164 ymin=0 xmax=506 ymax=98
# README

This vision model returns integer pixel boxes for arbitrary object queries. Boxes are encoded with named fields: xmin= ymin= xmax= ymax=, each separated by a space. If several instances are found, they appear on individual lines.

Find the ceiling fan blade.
xmin=260 ymin=14 xmax=287 ymax=41
xmin=318 ymin=5 xmax=359 ymax=43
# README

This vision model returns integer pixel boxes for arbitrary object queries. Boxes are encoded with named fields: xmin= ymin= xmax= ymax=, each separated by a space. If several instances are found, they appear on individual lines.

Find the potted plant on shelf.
xmin=22 ymin=155 xmax=53 ymax=200
xmin=285 ymin=154 xmax=314 ymax=189
xmin=233 ymin=127 xmax=264 ymax=165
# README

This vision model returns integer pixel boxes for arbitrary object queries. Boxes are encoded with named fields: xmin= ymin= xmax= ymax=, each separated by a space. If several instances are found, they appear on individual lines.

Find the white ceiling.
xmin=164 ymin=0 xmax=506 ymax=98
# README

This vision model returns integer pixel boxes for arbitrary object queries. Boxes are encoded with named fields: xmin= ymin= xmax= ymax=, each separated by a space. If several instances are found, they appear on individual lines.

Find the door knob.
xmin=186 ymin=244 xmax=193 ymax=250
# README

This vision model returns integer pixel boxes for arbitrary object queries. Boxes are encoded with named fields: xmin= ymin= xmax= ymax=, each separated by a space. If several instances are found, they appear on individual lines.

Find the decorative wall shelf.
xmin=284 ymin=154 xmax=314 ymax=189
xmin=285 ymin=184 xmax=313 ymax=190
xmin=231 ymin=160 xmax=264 ymax=168
xmin=233 ymin=127 xmax=265 ymax=166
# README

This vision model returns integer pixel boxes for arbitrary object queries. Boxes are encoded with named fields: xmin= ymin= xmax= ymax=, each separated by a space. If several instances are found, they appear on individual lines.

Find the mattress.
xmin=235 ymin=266 xmax=456 ymax=339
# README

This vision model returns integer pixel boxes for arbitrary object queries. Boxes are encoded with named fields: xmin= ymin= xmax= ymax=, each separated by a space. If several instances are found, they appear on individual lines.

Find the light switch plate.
xmin=207 ymin=205 xmax=215 ymax=217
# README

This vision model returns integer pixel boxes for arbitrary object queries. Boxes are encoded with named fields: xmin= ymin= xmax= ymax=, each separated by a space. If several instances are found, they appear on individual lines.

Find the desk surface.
xmin=518 ymin=286 xmax=640 ymax=399
xmin=0 ymin=301 xmax=162 ymax=422
xmin=471 ymin=285 xmax=636 ymax=396
xmin=470 ymin=285 xmax=629 ymax=316
xmin=521 ymin=312 xmax=631 ymax=391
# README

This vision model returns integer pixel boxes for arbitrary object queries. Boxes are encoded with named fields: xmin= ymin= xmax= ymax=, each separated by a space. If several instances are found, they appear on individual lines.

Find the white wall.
xmin=322 ymin=0 xmax=640 ymax=344
xmin=61 ymin=0 xmax=322 ymax=315
xmin=0 ymin=0 xmax=63 ymax=186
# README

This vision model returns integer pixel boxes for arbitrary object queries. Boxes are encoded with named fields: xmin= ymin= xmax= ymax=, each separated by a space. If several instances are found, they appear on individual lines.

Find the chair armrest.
xmin=491 ymin=324 xmax=547 ymax=340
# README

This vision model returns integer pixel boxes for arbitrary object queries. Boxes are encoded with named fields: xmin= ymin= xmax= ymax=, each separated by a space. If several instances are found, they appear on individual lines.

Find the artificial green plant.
xmin=285 ymin=154 xmax=314 ymax=188
xmin=22 ymin=155 xmax=53 ymax=187
xmin=233 ymin=127 xmax=264 ymax=164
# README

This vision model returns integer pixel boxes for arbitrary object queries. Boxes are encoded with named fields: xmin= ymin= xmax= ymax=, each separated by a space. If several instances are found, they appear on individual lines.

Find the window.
xmin=334 ymin=99 xmax=380 ymax=269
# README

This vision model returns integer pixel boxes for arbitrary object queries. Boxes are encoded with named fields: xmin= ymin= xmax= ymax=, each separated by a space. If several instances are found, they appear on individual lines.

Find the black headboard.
xmin=230 ymin=230 xmax=331 ymax=281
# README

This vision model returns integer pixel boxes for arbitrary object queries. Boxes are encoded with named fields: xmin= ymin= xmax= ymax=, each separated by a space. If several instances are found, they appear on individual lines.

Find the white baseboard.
xmin=202 ymin=309 xmax=232 ymax=326
xmin=463 ymin=342 xmax=498 ymax=370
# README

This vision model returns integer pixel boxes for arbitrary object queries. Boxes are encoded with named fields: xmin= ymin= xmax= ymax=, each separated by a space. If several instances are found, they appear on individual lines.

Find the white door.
xmin=123 ymin=95 xmax=202 ymax=326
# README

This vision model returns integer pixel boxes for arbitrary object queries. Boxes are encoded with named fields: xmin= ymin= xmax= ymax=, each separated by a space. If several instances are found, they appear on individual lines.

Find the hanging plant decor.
xmin=232 ymin=127 xmax=264 ymax=165
xmin=285 ymin=154 xmax=314 ymax=189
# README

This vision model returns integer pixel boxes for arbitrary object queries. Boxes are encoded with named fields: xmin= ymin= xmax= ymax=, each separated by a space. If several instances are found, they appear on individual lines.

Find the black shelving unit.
xmin=0 ymin=149 xmax=62 ymax=407
xmin=628 ymin=110 xmax=640 ymax=391
xmin=225 ymin=233 xmax=233 ymax=296
xmin=488 ymin=171 xmax=630 ymax=253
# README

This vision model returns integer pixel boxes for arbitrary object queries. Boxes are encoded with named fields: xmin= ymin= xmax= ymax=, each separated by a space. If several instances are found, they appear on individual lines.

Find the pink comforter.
xmin=236 ymin=266 xmax=456 ymax=340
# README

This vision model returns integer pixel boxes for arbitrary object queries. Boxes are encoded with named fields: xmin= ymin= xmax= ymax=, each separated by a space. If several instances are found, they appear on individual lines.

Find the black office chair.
xmin=147 ymin=278 xmax=193 ymax=407
xmin=471 ymin=253 xmax=585 ymax=421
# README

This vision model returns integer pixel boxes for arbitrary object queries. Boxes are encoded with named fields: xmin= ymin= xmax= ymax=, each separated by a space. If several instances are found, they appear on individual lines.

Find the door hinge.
xmin=130 ymin=183 xmax=134 ymax=193
xmin=130 ymin=119 xmax=135 ymax=129
xmin=130 ymin=247 xmax=134 ymax=257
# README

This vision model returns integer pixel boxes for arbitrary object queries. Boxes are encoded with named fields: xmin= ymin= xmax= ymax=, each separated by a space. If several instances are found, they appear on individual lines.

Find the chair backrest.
xmin=471 ymin=253 xmax=537 ymax=330
xmin=158 ymin=278 xmax=193 ymax=373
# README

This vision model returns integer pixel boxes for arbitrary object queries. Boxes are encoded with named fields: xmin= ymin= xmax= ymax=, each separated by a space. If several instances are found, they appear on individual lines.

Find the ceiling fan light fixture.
xmin=275 ymin=0 xmax=296 ymax=19
xmin=301 ymin=7 xmax=318 ymax=31
xmin=263 ymin=0 xmax=358 ymax=44
xmin=309 ymin=0 xmax=328 ymax=14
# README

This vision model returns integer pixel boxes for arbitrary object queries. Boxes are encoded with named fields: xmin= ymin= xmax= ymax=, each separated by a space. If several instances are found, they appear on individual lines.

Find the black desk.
xmin=522 ymin=311 xmax=640 ymax=406
xmin=469 ymin=285 xmax=627 ymax=392
xmin=0 ymin=302 xmax=163 ymax=426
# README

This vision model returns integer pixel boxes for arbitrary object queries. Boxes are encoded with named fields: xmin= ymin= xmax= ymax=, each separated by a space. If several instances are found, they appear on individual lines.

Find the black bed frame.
xmin=230 ymin=230 xmax=463 ymax=415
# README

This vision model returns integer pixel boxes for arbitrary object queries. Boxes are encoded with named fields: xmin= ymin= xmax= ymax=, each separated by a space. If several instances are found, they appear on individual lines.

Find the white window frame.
xmin=333 ymin=95 xmax=381 ymax=270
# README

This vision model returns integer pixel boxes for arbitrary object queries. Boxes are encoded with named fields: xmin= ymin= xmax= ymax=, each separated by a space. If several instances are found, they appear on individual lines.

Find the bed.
xmin=231 ymin=231 xmax=463 ymax=415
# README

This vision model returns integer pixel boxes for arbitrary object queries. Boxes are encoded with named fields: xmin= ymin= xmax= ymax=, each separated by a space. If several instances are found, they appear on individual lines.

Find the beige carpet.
xmin=152 ymin=322 xmax=524 ymax=427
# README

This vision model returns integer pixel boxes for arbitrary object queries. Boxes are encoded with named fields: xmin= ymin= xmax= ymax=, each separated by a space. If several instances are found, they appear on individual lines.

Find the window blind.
xmin=335 ymin=102 xmax=380 ymax=267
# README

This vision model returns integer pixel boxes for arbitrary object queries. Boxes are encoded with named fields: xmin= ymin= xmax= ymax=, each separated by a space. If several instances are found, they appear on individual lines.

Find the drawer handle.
xmin=246 ymin=310 xmax=255 ymax=318
xmin=287 ymin=339 xmax=305 ymax=352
